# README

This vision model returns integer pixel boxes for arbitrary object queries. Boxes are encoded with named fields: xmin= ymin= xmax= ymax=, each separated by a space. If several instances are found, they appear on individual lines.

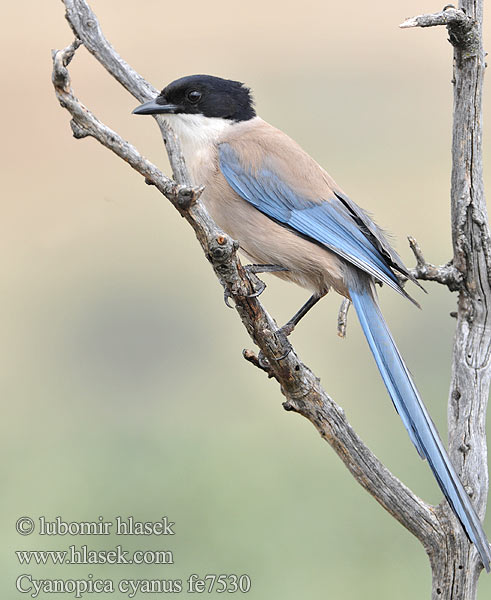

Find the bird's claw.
xmin=223 ymin=263 xmax=285 ymax=306
xmin=243 ymin=264 xmax=288 ymax=299
xmin=222 ymin=276 xmax=266 ymax=308
xmin=257 ymin=350 xmax=270 ymax=369
xmin=273 ymin=325 xmax=294 ymax=360
xmin=245 ymin=278 xmax=266 ymax=298
xmin=275 ymin=346 xmax=292 ymax=361
xmin=258 ymin=348 xmax=291 ymax=365
xmin=223 ymin=289 xmax=235 ymax=308
xmin=277 ymin=322 xmax=295 ymax=338
xmin=256 ymin=325 xmax=293 ymax=362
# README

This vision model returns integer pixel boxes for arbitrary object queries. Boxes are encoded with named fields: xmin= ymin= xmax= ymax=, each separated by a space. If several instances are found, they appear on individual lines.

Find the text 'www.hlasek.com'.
xmin=15 ymin=516 xmax=252 ymax=597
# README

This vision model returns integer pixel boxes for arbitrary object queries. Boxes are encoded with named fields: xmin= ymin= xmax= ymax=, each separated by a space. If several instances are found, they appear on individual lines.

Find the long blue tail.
xmin=350 ymin=284 xmax=491 ymax=571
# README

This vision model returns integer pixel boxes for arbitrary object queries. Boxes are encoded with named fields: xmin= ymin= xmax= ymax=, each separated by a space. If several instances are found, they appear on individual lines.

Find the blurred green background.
xmin=2 ymin=0 xmax=491 ymax=598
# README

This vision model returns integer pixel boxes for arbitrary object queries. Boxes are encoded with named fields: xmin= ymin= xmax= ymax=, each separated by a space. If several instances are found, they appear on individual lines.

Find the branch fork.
xmin=408 ymin=236 xmax=463 ymax=291
xmin=54 ymin=0 xmax=490 ymax=595
xmin=400 ymin=6 xmax=477 ymax=51
xmin=53 ymin=0 xmax=437 ymax=548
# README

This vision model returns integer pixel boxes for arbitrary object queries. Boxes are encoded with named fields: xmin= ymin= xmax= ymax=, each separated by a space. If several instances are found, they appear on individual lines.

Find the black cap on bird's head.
xmin=132 ymin=74 xmax=255 ymax=122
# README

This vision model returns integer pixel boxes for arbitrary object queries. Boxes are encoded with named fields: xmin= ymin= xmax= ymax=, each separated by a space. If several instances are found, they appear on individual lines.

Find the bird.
xmin=133 ymin=74 xmax=491 ymax=570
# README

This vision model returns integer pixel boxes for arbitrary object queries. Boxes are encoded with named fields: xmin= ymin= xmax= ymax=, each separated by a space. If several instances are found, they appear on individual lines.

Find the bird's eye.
xmin=186 ymin=90 xmax=202 ymax=103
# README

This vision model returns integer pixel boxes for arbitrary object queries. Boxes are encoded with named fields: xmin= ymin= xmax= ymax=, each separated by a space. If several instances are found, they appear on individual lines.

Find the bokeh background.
xmin=2 ymin=1 xmax=491 ymax=598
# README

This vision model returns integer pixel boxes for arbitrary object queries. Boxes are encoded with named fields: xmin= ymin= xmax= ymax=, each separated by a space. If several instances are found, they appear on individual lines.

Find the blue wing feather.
xmin=219 ymin=143 xmax=401 ymax=293
xmin=351 ymin=286 xmax=491 ymax=571
xmin=218 ymin=142 xmax=491 ymax=571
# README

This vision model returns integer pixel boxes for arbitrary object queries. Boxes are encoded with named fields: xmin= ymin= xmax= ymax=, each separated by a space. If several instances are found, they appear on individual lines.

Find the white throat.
xmin=163 ymin=114 xmax=236 ymax=185
xmin=165 ymin=114 xmax=233 ymax=154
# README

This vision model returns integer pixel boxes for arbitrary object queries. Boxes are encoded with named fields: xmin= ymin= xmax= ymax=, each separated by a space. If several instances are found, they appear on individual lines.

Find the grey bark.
xmin=401 ymin=3 xmax=490 ymax=598
xmin=53 ymin=1 xmax=489 ymax=597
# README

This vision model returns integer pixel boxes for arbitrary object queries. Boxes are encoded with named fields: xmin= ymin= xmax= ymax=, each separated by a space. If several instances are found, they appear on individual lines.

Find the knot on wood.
xmin=209 ymin=238 xmax=234 ymax=263
xmin=70 ymin=119 xmax=89 ymax=139
xmin=52 ymin=39 xmax=83 ymax=93
xmin=176 ymin=187 xmax=198 ymax=211
xmin=448 ymin=25 xmax=478 ymax=53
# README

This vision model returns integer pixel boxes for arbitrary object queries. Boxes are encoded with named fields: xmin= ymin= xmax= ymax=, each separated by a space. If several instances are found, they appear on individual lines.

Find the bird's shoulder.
xmin=219 ymin=117 xmax=340 ymax=203
xmin=218 ymin=118 xmax=417 ymax=288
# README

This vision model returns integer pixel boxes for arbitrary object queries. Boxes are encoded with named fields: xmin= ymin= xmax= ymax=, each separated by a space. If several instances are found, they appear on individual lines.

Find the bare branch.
xmin=337 ymin=298 xmax=351 ymax=338
xmin=407 ymin=236 xmax=462 ymax=291
xmin=62 ymin=0 xmax=189 ymax=184
xmin=53 ymin=1 xmax=439 ymax=547
xmin=52 ymin=42 xmax=194 ymax=207
xmin=400 ymin=6 xmax=478 ymax=52
xmin=242 ymin=349 xmax=277 ymax=379
xmin=400 ymin=7 xmax=472 ymax=30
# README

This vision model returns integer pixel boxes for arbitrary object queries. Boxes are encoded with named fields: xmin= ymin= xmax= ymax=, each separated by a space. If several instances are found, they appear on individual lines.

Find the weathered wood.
xmin=54 ymin=0 xmax=437 ymax=546
xmin=443 ymin=0 xmax=490 ymax=595
xmin=400 ymin=7 xmax=475 ymax=36
xmin=403 ymin=1 xmax=490 ymax=598
xmin=53 ymin=0 xmax=490 ymax=597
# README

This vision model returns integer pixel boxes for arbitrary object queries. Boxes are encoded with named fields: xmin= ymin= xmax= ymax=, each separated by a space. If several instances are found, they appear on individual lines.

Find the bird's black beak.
xmin=132 ymin=99 xmax=179 ymax=115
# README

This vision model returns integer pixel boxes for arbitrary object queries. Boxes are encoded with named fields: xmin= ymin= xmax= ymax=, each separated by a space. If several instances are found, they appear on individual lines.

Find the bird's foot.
xmin=277 ymin=322 xmax=296 ymax=338
xmin=223 ymin=264 xmax=288 ymax=308
xmin=246 ymin=323 xmax=292 ymax=368
xmin=223 ymin=288 xmax=235 ymax=309
xmin=257 ymin=350 xmax=270 ymax=369
xmin=264 ymin=323 xmax=295 ymax=361
xmin=243 ymin=349 xmax=277 ymax=378
xmin=224 ymin=284 xmax=263 ymax=307
xmin=243 ymin=264 xmax=288 ymax=299
xmin=245 ymin=278 xmax=266 ymax=299
xmin=257 ymin=344 xmax=291 ymax=365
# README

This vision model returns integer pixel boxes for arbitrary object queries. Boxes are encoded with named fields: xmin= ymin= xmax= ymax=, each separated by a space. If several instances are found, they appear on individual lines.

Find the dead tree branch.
xmin=337 ymin=298 xmax=351 ymax=338
xmin=53 ymin=0 xmax=440 ymax=550
xmin=408 ymin=236 xmax=462 ymax=291
xmin=53 ymin=0 xmax=490 ymax=597
xmin=402 ymin=2 xmax=490 ymax=598
xmin=400 ymin=7 xmax=475 ymax=40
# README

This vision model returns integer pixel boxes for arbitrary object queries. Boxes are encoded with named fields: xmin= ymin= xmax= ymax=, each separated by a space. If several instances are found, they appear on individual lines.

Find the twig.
xmin=242 ymin=349 xmax=277 ymax=379
xmin=63 ymin=0 xmax=189 ymax=183
xmin=337 ymin=299 xmax=351 ymax=338
xmin=52 ymin=43 xmax=195 ymax=208
xmin=400 ymin=6 xmax=477 ymax=52
xmin=407 ymin=236 xmax=462 ymax=291
xmin=400 ymin=7 xmax=472 ymax=30
xmin=53 ymin=0 xmax=440 ymax=548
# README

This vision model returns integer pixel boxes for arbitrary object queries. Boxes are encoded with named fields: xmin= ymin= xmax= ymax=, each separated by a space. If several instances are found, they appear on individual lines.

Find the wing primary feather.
xmin=219 ymin=143 xmax=419 ymax=303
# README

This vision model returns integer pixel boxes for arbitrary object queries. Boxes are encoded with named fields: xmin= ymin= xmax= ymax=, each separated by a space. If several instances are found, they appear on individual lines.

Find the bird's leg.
xmin=245 ymin=263 xmax=289 ymax=297
xmin=278 ymin=292 xmax=326 ymax=337
xmin=256 ymin=292 xmax=326 ymax=365
xmin=245 ymin=264 xmax=289 ymax=275
xmin=224 ymin=264 xmax=288 ymax=307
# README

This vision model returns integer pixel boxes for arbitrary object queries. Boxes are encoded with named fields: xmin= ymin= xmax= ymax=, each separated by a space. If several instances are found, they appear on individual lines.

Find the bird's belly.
xmin=203 ymin=189 xmax=349 ymax=298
